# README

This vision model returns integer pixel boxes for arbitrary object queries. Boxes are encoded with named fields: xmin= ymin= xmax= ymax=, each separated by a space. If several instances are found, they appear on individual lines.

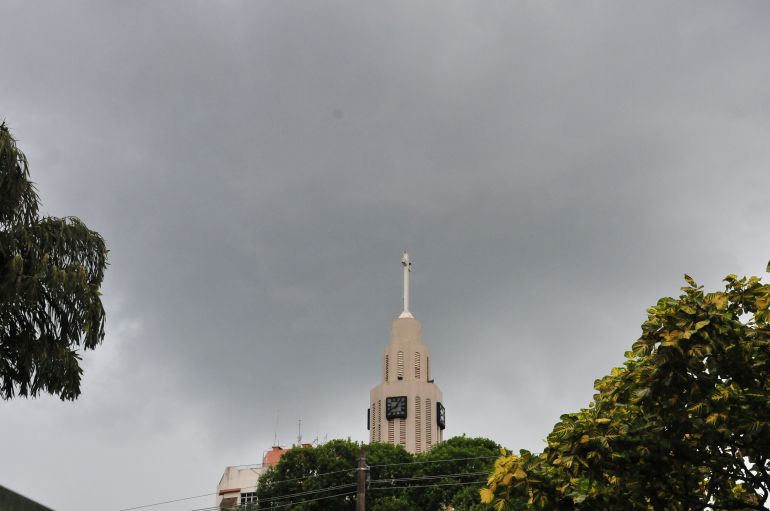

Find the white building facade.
xmin=216 ymin=446 xmax=288 ymax=508
xmin=216 ymin=465 xmax=263 ymax=508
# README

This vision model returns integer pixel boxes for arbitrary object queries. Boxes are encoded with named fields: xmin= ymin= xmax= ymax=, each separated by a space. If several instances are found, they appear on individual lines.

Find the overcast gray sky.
xmin=2 ymin=2 xmax=770 ymax=510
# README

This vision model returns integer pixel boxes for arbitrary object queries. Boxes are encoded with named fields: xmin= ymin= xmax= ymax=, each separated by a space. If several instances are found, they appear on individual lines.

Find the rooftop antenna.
xmin=273 ymin=410 xmax=280 ymax=447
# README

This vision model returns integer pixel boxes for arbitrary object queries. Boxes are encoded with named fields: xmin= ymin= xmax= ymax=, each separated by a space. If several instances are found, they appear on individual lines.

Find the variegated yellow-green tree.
xmin=482 ymin=270 xmax=770 ymax=510
xmin=0 ymin=122 xmax=107 ymax=400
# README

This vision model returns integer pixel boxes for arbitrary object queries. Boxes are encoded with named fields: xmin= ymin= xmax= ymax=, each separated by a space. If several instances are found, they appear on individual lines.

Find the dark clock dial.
xmin=437 ymin=401 xmax=446 ymax=430
xmin=386 ymin=396 xmax=408 ymax=420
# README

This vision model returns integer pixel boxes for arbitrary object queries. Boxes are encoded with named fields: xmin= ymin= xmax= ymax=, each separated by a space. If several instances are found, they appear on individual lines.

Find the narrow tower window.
xmin=414 ymin=352 xmax=421 ymax=380
xmin=399 ymin=419 xmax=406 ymax=446
xmin=377 ymin=400 xmax=382 ymax=442
xmin=415 ymin=396 xmax=422 ymax=453
xmin=385 ymin=354 xmax=389 ymax=382
xmin=388 ymin=418 xmax=395 ymax=444
xmin=397 ymin=351 xmax=404 ymax=379
xmin=426 ymin=398 xmax=432 ymax=448
xmin=370 ymin=406 xmax=375 ymax=443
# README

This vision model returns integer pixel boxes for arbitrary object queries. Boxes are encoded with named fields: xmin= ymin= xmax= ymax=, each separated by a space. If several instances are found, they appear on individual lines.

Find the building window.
xmin=385 ymin=354 xmax=389 ymax=382
xmin=426 ymin=398 xmax=432 ymax=448
xmin=240 ymin=492 xmax=257 ymax=506
xmin=377 ymin=400 xmax=382 ymax=442
xmin=397 ymin=351 xmax=404 ymax=379
xmin=399 ymin=418 xmax=406 ymax=446
xmin=414 ymin=352 xmax=421 ymax=380
xmin=388 ymin=418 xmax=395 ymax=444
xmin=370 ymin=406 xmax=375 ymax=443
xmin=415 ymin=395 xmax=422 ymax=453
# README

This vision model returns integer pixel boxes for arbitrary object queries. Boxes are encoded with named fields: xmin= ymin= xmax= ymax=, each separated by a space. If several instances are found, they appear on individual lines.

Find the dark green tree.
xmin=0 ymin=122 xmax=107 ymax=400
xmin=256 ymin=440 xmax=359 ymax=510
xmin=370 ymin=436 xmax=499 ymax=511
xmin=256 ymin=438 xmax=500 ymax=510
xmin=483 ymin=269 xmax=770 ymax=510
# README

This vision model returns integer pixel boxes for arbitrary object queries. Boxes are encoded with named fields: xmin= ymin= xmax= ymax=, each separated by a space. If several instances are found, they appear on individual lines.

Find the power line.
xmin=259 ymin=489 xmax=357 ymax=509
xmin=179 ymin=480 xmax=484 ymax=511
xmin=369 ymin=479 xmax=488 ymax=491
xmin=120 ymin=456 xmax=496 ymax=511
xmin=368 ymin=455 xmax=497 ymax=468
xmin=257 ymin=483 xmax=356 ymax=504
xmin=118 ymin=467 xmax=356 ymax=511
xmin=177 ymin=489 xmax=358 ymax=511
xmin=258 ymin=467 xmax=355 ymax=486
xmin=370 ymin=471 xmax=487 ymax=484
xmin=119 ymin=492 xmax=234 ymax=511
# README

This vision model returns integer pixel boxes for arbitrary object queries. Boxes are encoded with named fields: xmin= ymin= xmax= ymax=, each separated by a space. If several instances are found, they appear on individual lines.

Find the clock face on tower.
xmin=437 ymin=402 xmax=446 ymax=430
xmin=386 ymin=396 xmax=408 ymax=420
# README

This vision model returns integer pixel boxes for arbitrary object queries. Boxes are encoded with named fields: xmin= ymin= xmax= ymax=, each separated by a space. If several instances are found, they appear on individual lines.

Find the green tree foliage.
xmin=256 ymin=440 xmax=361 ymax=510
xmin=377 ymin=436 xmax=500 ymax=511
xmin=482 ymin=271 xmax=770 ymax=510
xmin=0 ymin=122 xmax=107 ymax=400
xmin=255 ymin=437 xmax=499 ymax=510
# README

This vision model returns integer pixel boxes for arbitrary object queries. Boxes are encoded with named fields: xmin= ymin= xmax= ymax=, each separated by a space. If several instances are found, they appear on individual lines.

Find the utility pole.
xmin=356 ymin=446 xmax=368 ymax=511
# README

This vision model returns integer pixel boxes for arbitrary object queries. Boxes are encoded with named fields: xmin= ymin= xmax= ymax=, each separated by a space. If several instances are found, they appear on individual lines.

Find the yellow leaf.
xmin=596 ymin=418 xmax=611 ymax=425
xmin=513 ymin=467 xmax=528 ymax=480
xmin=661 ymin=330 xmax=682 ymax=346
xmin=579 ymin=434 xmax=590 ymax=444
xmin=502 ymin=473 xmax=513 ymax=486
xmin=480 ymin=487 xmax=494 ymax=504
xmin=706 ymin=292 xmax=728 ymax=310
xmin=694 ymin=320 xmax=710 ymax=330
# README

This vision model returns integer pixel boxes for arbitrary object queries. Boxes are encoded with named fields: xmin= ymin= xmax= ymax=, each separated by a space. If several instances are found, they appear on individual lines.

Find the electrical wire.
xmin=119 ymin=492 xmax=237 ymax=511
xmin=176 ymin=480 xmax=484 ymax=511
xmin=257 ymin=467 xmax=355 ymax=486
xmin=120 ymin=456 xmax=496 ymax=511
xmin=118 ymin=467 xmax=355 ymax=511
xmin=369 ymin=479 xmax=488 ymax=491
xmin=370 ymin=471 xmax=487 ymax=484
xmin=256 ymin=483 xmax=356 ymax=503
xmin=254 ymin=489 xmax=356 ymax=509
xmin=138 ymin=477 xmax=486 ymax=511
xmin=368 ymin=455 xmax=497 ymax=468
xmin=178 ymin=489 xmax=358 ymax=511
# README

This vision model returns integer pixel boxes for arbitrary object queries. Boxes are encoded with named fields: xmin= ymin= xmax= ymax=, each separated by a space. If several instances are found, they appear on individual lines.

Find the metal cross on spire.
xmin=399 ymin=252 xmax=414 ymax=318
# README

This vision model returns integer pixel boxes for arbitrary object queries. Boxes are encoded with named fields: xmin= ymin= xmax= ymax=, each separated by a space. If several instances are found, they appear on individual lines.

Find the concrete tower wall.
xmin=369 ymin=317 xmax=444 ymax=454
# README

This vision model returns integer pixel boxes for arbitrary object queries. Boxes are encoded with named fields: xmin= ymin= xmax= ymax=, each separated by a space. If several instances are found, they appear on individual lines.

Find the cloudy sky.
xmin=2 ymin=2 xmax=770 ymax=510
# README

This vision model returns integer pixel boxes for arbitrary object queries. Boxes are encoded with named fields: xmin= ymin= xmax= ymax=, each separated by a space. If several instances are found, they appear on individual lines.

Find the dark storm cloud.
xmin=2 ymin=2 xmax=770 ymax=510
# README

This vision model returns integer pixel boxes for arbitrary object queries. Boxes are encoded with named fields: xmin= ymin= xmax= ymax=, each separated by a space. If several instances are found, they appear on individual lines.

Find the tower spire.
xmin=399 ymin=252 xmax=414 ymax=318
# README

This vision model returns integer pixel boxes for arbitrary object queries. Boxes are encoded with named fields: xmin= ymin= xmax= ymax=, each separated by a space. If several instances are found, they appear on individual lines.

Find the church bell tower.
xmin=368 ymin=253 xmax=445 ymax=453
